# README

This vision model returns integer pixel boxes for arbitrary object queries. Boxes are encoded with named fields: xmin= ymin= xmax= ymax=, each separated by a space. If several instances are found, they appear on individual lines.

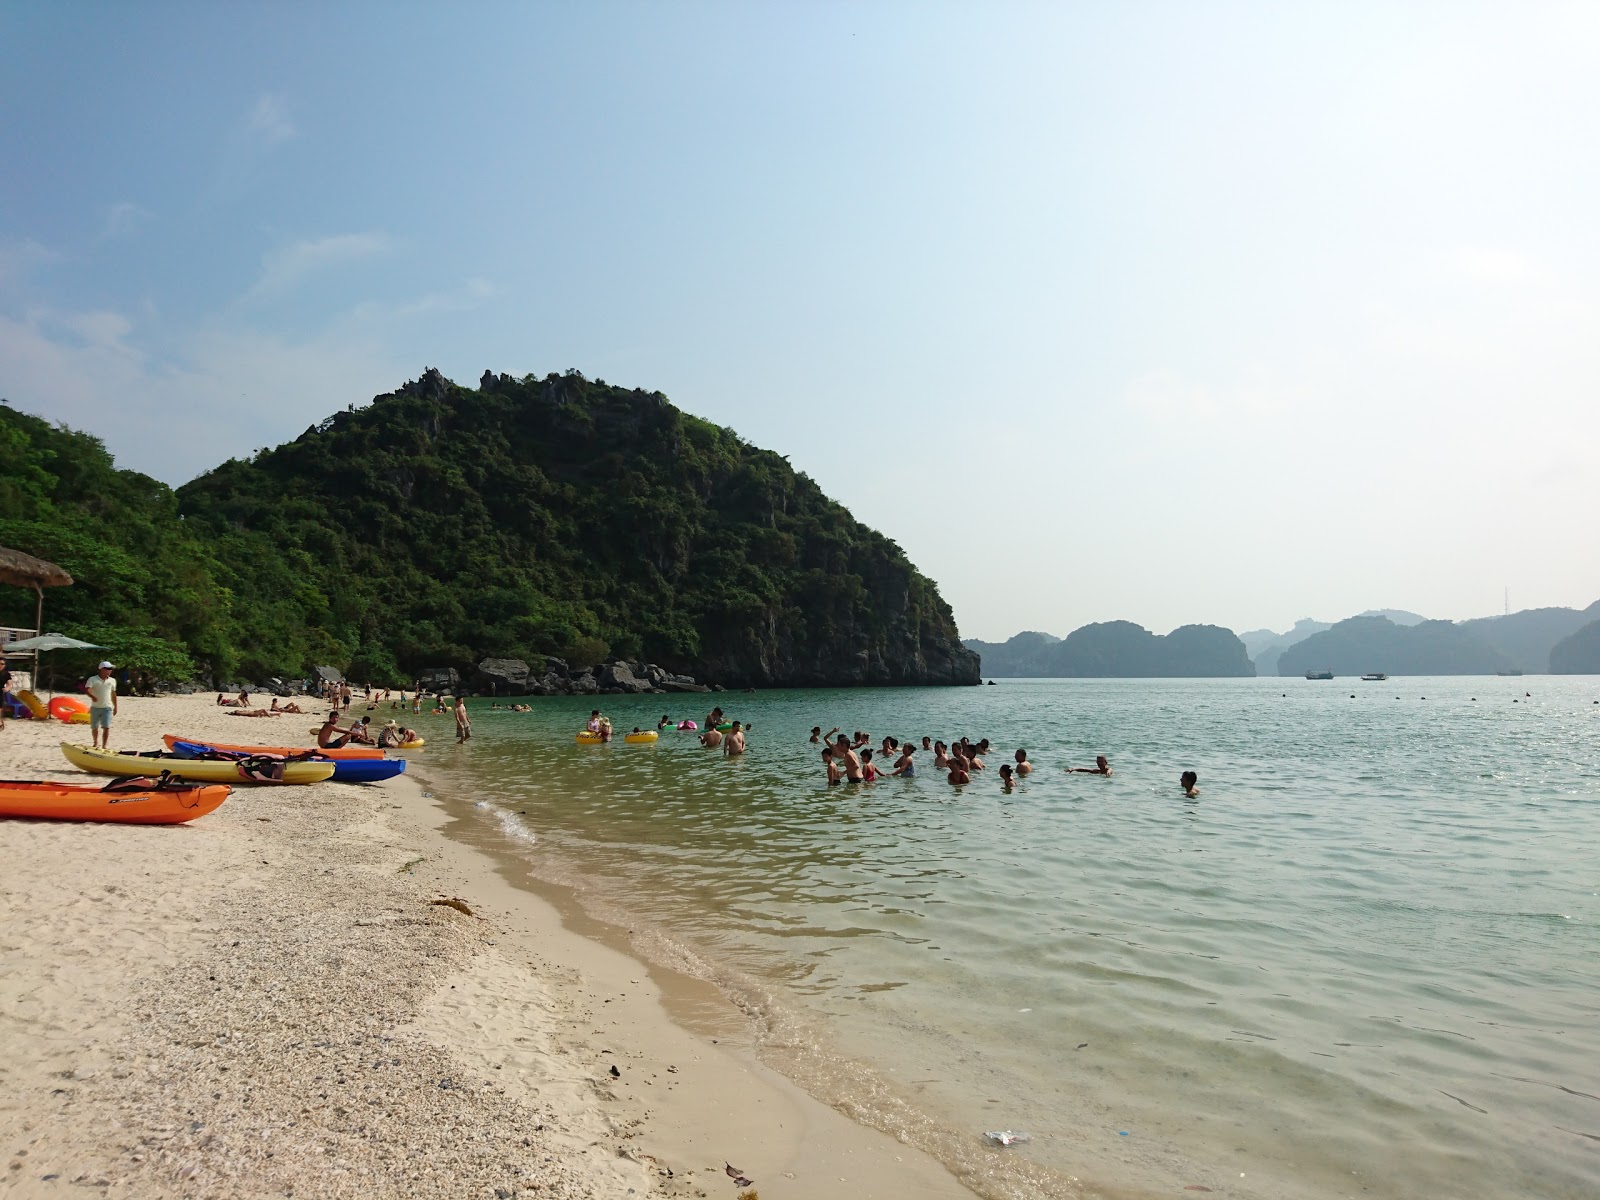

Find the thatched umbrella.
xmin=0 ymin=546 xmax=74 ymax=633
xmin=0 ymin=547 xmax=75 ymax=693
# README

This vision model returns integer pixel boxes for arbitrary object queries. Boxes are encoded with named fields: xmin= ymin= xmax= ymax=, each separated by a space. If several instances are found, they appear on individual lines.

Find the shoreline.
xmin=0 ymin=695 xmax=981 ymax=1199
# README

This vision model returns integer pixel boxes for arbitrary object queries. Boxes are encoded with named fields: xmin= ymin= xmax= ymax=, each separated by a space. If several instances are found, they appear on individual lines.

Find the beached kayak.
xmin=61 ymin=743 xmax=335 ymax=785
xmin=0 ymin=778 xmax=230 ymax=824
xmin=163 ymin=733 xmax=384 ymax=760
xmin=167 ymin=739 xmax=406 ymax=784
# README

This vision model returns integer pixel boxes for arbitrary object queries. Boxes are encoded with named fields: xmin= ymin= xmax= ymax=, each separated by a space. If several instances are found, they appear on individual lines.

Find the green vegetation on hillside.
xmin=2 ymin=372 xmax=979 ymax=689
xmin=0 ymin=403 xmax=228 ymax=684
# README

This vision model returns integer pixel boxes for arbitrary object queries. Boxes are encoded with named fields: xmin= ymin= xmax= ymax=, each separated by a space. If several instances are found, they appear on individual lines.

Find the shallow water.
xmin=413 ymin=677 xmax=1600 ymax=1199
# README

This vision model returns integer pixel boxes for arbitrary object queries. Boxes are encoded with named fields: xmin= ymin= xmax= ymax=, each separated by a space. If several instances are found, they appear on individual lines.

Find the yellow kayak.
xmin=60 ymin=743 xmax=336 ymax=785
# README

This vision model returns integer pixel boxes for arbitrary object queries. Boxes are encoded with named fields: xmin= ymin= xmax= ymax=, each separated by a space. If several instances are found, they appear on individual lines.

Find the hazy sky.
xmin=3 ymin=2 xmax=1597 ymax=641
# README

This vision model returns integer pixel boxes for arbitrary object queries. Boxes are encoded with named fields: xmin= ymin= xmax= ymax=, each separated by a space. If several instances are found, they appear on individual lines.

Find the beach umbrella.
xmin=3 ymin=632 xmax=105 ymax=699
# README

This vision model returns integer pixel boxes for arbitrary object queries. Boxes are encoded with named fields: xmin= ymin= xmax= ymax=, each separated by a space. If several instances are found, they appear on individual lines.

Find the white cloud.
xmin=243 ymin=232 xmax=393 ymax=302
xmin=248 ymin=93 xmax=296 ymax=145
xmin=1447 ymin=246 xmax=1550 ymax=285
xmin=100 ymin=202 xmax=152 ymax=241
xmin=0 ymin=306 xmax=404 ymax=484
xmin=351 ymin=277 xmax=499 ymax=321
xmin=0 ymin=238 xmax=58 ymax=290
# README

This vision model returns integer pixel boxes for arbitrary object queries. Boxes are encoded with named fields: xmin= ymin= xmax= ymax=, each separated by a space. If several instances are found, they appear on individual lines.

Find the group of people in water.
xmin=579 ymin=706 xmax=749 ymax=756
xmin=809 ymin=726 xmax=1198 ymax=795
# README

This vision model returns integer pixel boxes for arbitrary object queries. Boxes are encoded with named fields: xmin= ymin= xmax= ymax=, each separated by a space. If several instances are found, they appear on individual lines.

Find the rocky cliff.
xmin=963 ymin=622 xmax=1254 ymax=677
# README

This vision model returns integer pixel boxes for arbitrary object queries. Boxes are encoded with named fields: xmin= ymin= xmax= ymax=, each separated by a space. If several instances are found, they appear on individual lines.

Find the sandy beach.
xmin=0 ymin=695 xmax=983 ymax=1200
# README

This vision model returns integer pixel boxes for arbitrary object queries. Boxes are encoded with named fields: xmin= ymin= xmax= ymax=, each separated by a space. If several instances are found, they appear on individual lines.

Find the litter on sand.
xmin=984 ymin=1130 xmax=1031 ymax=1146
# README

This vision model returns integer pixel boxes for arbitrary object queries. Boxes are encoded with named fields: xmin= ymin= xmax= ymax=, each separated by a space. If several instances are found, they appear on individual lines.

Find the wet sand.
xmin=0 ymin=694 xmax=980 ymax=1199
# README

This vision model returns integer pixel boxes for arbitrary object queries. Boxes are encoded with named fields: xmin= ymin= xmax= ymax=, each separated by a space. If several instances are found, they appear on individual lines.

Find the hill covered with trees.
xmin=1 ymin=371 xmax=979 ymax=688
xmin=1276 ymin=616 xmax=1513 ymax=677
xmin=964 ymin=622 xmax=1254 ymax=677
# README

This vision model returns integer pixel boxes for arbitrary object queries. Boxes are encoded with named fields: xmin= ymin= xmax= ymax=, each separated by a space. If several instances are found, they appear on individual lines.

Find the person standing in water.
xmin=700 ymin=724 xmax=724 ymax=749
xmin=1180 ymin=770 xmax=1199 ymax=797
xmin=723 ymin=720 xmax=746 ymax=757
xmin=892 ymin=744 xmax=916 ymax=776
xmin=454 ymin=696 xmax=472 ymax=744
xmin=946 ymin=750 xmax=971 ymax=786
xmin=832 ymin=733 xmax=863 ymax=782
xmin=1014 ymin=748 xmax=1033 ymax=776
xmin=823 ymin=747 xmax=842 ymax=785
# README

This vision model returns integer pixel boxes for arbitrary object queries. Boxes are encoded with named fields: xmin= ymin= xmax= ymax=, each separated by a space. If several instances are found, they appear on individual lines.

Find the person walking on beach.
xmin=85 ymin=660 xmax=118 ymax=749
xmin=454 ymin=696 xmax=472 ymax=744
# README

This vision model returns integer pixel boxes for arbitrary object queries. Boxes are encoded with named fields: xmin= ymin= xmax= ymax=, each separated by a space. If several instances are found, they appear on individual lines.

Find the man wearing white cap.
xmin=86 ymin=661 xmax=118 ymax=749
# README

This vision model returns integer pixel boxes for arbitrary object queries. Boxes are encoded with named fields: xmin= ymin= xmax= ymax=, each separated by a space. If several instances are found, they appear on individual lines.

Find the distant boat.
xmin=1305 ymin=670 xmax=1334 ymax=680
xmin=1362 ymin=672 xmax=1387 ymax=681
xmin=1496 ymin=669 xmax=1523 ymax=676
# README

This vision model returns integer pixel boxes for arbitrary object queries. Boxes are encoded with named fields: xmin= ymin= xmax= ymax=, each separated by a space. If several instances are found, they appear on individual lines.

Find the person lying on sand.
xmin=227 ymin=708 xmax=279 ymax=718
xmin=1068 ymin=755 xmax=1113 ymax=776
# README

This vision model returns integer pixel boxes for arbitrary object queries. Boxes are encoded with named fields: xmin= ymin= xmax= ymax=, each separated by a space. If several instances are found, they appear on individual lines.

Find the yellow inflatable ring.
xmin=624 ymin=731 xmax=658 ymax=744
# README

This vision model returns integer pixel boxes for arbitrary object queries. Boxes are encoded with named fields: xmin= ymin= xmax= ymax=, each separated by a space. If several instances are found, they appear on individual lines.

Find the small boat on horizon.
xmin=1496 ymin=669 xmax=1524 ymax=676
xmin=1305 ymin=670 xmax=1334 ymax=680
xmin=1362 ymin=672 xmax=1387 ymax=681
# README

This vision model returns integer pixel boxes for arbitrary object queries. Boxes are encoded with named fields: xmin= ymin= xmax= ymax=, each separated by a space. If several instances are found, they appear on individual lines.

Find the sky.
xmin=2 ymin=2 xmax=1597 ymax=642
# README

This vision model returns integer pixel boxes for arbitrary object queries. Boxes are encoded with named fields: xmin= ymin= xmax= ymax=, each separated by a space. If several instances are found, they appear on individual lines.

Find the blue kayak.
xmin=169 ymin=740 xmax=407 ymax=784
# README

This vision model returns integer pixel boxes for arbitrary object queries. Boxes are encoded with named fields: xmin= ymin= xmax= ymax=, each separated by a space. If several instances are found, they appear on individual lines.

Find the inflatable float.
xmin=17 ymin=690 xmax=50 ymax=720
xmin=49 ymin=695 xmax=90 ymax=723
xmin=676 ymin=720 xmax=698 ymax=731
xmin=623 ymin=730 xmax=658 ymax=744
xmin=575 ymin=731 xmax=607 ymax=744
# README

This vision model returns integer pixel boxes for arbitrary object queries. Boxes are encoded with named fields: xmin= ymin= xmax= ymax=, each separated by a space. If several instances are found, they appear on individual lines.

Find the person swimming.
xmin=998 ymin=762 xmax=1015 ymax=791
xmin=810 ymin=726 xmax=823 ymax=743
xmin=1069 ymin=755 xmax=1113 ymax=776
xmin=658 ymin=714 xmax=674 ymax=730
xmin=1180 ymin=770 xmax=1199 ymax=798
xmin=1014 ymin=748 xmax=1032 ymax=776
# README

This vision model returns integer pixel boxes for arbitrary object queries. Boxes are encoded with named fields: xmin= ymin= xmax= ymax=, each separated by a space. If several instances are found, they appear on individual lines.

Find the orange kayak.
xmin=161 ymin=733 xmax=383 ymax=760
xmin=0 ymin=779 xmax=230 ymax=824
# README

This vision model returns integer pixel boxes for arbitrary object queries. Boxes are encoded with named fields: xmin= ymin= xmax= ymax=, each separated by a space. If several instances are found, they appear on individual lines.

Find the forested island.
xmin=964 ymin=622 xmax=1255 ymax=677
xmin=0 ymin=370 xmax=979 ymax=690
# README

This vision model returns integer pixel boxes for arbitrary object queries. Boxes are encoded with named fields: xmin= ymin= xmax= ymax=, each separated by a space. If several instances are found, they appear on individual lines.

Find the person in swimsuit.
xmin=832 ymin=733 xmax=863 ymax=782
xmin=1069 ymin=755 xmax=1113 ymax=776
xmin=1180 ymin=770 xmax=1199 ymax=798
xmin=809 ymin=726 xmax=823 ymax=743
xmin=1014 ymin=748 xmax=1032 ymax=776
xmin=998 ymin=763 xmax=1015 ymax=791
xmin=723 ymin=721 xmax=746 ymax=757
xmin=587 ymin=710 xmax=603 ymax=733
xmin=946 ymin=751 xmax=971 ymax=786
xmin=860 ymin=748 xmax=885 ymax=782
xmin=921 ymin=736 xmax=932 ymax=752
xmin=318 ymin=712 xmax=356 ymax=748
xmin=824 ymin=747 xmax=842 ymax=785
xmin=892 ymin=745 xmax=916 ymax=776
xmin=700 ymin=725 xmax=724 ymax=749
xmin=933 ymin=741 xmax=949 ymax=769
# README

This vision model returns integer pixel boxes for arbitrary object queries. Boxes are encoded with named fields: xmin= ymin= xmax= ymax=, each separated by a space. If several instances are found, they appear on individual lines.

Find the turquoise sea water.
xmin=412 ymin=677 xmax=1600 ymax=1200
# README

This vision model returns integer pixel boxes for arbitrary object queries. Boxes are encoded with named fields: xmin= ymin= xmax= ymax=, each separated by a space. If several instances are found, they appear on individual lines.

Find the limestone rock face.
xmin=473 ymin=658 xmax=530 ymax=695
xmin=418 ymin=666 xmax=459 ymax=694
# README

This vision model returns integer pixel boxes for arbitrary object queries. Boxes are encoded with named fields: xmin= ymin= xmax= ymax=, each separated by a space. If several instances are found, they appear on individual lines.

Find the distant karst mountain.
xmin=964 ymin=622 xmax=1254 ymax=677
xmin=1459 ymin=602 xmax=1600 ymax=675
xmin=1242 ymin=618 xmax=1333 ymax=677
xmin=1549 ymin=619 xmax=1600 ymax=674
xmin=1277 ymin=616 xmax=1514 ymax=677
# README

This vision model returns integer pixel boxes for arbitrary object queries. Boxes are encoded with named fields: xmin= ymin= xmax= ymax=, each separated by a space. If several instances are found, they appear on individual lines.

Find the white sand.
xmin=0 ymin=694 xmax=983 ymax=1200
